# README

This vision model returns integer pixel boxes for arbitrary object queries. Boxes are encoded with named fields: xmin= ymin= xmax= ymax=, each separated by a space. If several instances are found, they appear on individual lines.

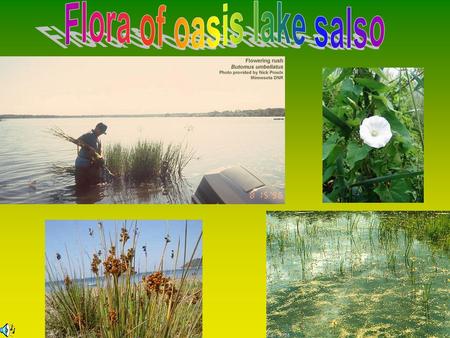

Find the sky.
xmin=0 ymin=57 xmax=284 ymax=115
xmin=45 ymin=220 xmax=202 ymax=279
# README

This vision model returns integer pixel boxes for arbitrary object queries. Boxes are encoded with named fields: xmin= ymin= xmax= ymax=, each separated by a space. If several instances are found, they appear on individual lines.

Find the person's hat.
xmin=95 ymin=122 xmax=108 ymax=135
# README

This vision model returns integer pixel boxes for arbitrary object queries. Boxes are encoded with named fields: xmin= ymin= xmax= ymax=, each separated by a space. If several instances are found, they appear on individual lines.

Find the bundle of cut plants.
xmin=50 ymin=127 xmax=103 ymax=163
xmin=104 ymin=141 xmax=195 ymax=183
xmin=50 ymin=127 xmax=115 ymax=178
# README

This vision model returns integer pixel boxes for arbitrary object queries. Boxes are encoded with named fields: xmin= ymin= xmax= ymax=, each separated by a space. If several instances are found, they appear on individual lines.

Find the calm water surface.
xmin=267 ymin=212 xmax=449 ymax=337
xmin=0 ymin=117 xmax=284 ymax=203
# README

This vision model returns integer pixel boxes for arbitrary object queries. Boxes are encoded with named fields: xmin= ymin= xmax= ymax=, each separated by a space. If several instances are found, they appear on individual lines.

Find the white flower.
xmin=359 ymin=116 xmax=392 ymax=148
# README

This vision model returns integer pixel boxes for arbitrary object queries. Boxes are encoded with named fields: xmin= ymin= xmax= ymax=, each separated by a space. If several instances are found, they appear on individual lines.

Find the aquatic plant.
xmin=296 ymin=235 xmax=308 ymax=278
xmin=105 ymin=140 xmax=195 ymax=183
xmin=46 ymin=221 xmax=202 ymax=338
xmin=339 ymin=259 xmax=345 ymax=276
xmin=383 ymin=212 xmax=450 ymax=252
xmin=421 ymin=214 xmax=450 ymax=251
xmin=346 ymin=214 xmax=360 ymax=235
xmin=387 ymin=251 xmax=397 ymax=274
xmin=422 ymin=281 xmax=432 ymax=320
xmin=103 ymin=143 xmax=130 ymax=177
xmin=50 ymin=126 xmax=195 ymax=185
xmin=267 ymin=211 xmax=449 ymax=338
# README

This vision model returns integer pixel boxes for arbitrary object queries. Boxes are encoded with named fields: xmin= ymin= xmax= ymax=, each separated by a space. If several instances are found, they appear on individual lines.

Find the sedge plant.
xmin=104 ymin=141 xmax=195 ymax=183
xmin=46 ymin=221 xmax=202 ymax=338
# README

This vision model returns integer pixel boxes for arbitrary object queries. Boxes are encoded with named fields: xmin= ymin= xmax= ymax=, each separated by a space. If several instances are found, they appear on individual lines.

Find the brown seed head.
xmin=91 ymin=254 xmax=102 ymax=275
xmin=64 ymin=275 xmax=72 ymax=288
xmin=127 ymin=248 xmax=135 ymax=261
xmin=119 ymin=254 xmax=129 ymax=273
xmin=109 ymin=246 xmax=116 ymax=256
xmin=103 ymin=254 xmax=122 ymax=277
xmin=120 ymin=227 xmax=130 ymax=243
xmin=142 ymin=271 xmax=177 ymax=299
xmin=191 ymin=290 xmax=202 ymax=305
xmin=108 ymin=308 xmax=118 ymax=326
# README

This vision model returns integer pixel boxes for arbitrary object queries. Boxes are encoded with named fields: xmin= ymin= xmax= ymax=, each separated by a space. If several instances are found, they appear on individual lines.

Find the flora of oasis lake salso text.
xmin=37 ymin=1 xmax=385 ymax=50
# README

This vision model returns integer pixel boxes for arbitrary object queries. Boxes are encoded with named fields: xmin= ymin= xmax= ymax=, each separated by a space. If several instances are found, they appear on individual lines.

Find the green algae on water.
xmin=267 ymin=212 xmax=450 ymax=338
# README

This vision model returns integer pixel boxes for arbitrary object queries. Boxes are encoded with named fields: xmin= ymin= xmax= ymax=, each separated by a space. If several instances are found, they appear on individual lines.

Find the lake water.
xmin=46 ymin=267 xmax=202 ymax=292
xmin=0 ymin=117 xmax=284 ymax=203
xmin=267 ymin=212 xmax=449 ymax=337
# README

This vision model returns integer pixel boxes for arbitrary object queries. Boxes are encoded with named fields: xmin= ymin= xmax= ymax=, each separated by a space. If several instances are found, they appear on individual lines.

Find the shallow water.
xmin=0 ymin=117 xmax=284 ymax=203
xmin=267 ymin=212 xmax=449 ymax=337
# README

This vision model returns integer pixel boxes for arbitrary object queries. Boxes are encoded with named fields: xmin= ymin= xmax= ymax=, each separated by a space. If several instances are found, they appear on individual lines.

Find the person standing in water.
xmin=75 ymin=122 xmax=108 ymax=186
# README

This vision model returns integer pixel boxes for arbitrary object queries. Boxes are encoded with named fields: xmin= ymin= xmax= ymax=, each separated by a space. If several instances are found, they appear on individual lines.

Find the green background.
xmin=1 ymin=0 xmax=449 ymax=337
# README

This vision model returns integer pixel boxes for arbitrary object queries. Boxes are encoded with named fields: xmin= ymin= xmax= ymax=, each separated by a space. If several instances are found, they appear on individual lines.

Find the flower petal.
xmin=359 ymin=116 xmax=392 ymax=148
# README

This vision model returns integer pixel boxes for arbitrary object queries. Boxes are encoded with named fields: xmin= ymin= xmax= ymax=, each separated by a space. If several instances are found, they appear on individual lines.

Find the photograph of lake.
xmin=0 ymin=57 xmax=285 ymax=204
xmin=267 ymin=211 xmax=449 ymax=337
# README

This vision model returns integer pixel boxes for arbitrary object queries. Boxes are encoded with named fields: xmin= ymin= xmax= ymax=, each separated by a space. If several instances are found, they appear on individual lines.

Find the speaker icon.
xmin=0 ymin=323 xmax=14 ymax=337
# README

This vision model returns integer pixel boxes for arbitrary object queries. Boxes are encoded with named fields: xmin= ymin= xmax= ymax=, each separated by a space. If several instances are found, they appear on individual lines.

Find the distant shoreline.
xmin=46 ymin=267 xmax=202 ymax=286
xmin=0 ymin=108 xmax=285 ymax=120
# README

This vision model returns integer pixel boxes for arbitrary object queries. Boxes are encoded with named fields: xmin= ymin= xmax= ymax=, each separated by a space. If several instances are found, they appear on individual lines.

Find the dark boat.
xmin=192 ymin=165 xmax=284 ymax=204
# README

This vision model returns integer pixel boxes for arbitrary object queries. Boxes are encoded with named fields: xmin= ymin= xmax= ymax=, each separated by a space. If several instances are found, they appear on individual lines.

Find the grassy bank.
xmin=46 ymin=222 xmax=202 ymax=338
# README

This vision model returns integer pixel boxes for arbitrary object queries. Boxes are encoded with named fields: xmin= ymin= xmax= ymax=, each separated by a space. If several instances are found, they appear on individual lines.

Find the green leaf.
xmin=372 ymin=94 xmax=394 ymax=111
xmin=381 ymin=111 xmax=412 ymax=146
xmin=412 ymin=73 xmax=424 ymax=91
xmin=386 ymin=142 xmax=402 ymax=166
xmin=347 ymin=118 xmax=362 ymax=128
xmin=323 ymin=68 xmax=337 ymax=81
xmin=323 ymin=194 xmax=333 ymax=203
xmin=346 ymin=97 xmax=360 ymax=111
xmin=347 ymin=142 xmax=371 ymax=169
xmin=370 ymin=68 xmax=388 ymax=81
xmin=323 ymin=165 xmax=335 ymax=183
xmin=326 ymin=143 xmax=344 ymax=165
xmin=329 ymin=147 xmax=347 ymax=201
xmin=339 ymin=79 xmax=362 ymax=102
xmin=331 ymin=68 xmax=353 ymax=86
xmin=341 ymin=78 xmax=354 ymax=93
xmin=354 ymin=77 xmax=388 ymax=92
xmin=323 ymin=133 xmax=339 ymax=161
xmin=374 ymin=179 xmax=412 ymax=202
xmin=323 ymin=105 xmax=352 ymax=137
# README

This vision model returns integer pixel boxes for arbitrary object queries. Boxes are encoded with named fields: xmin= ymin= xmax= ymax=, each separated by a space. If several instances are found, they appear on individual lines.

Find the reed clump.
xmin=380 ymin=212 xmax=450 ymax=252
xmin=46 ymin=222 xmax=202 ymax=338
xmin=104 ymin=141 xmax=194 ymax=183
